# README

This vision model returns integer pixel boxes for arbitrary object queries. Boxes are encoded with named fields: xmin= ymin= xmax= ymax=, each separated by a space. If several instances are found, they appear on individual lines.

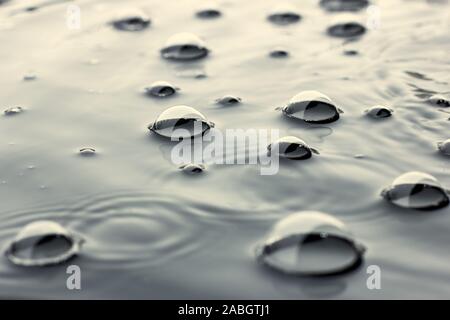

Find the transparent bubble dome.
xmin=256 ymin=212 xmax=365 ymax=276
xmin=5 ymin=221 xmax=83 ymax=267
xmin=148 ymin=105 xmax=214 ymax=139
xmin=281 ymin=90 xmax=341 ymax=124
xmin=382 ymin=172 xmax=449 ymax=210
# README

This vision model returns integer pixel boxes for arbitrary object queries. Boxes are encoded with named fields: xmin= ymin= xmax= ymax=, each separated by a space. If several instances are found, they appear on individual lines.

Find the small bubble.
xmin=196 ymin=8 xmax=222 ymax=19
xmin=23 ymin=73 xmax=37 ymax=81
xmin=364 ymin=105 xmax=393 ymax=119
xmin=215 ymin=95 xmax=242 ymax=106
xmin=5 ymin=221 xmax=83 ymax=267
xmin=280 ymin=90 xmax=342 ymax=124
xmin=268 ymin=136 xmax=318 ymax=160
xmin=343 ymin=49 xmax=359 ymax=56
xmin=269 ymin=48 xmax=289 ymax=58
xmin=161 ymin=33 xmax=209 ymax=61
xmin=382 ymin=171 xmax=449 ymax=210
xmin=111 ymin=9 xmax=151 ymax=32
xmin=27 ymin=165 xmax=36 ymax=170
xmin=428 ymin=94 xmax=450 ymax=108
xmin=320 ymin=0 xmax=369 ymax=12
xmin=327 ymin=22 xmax=366 ymax=38
xmin=148 ymin=105 xmax=214 ymax=139
xmin=79 ymin=147 xmax=96 ymax=156
xmin=437 ymin=139 xmax=450 ymax=156
xmin=256 ymin=211 xmax=365 ymax=276
xmin=144 ymin=81 xmax=178 ymax=98
xmin=179 ymin=163 xmax=206 ymax=174
xmin=4 ymin=106 xmax=24 ymax=116
xmin=267 ymin=5 xmax=302 ymax=25
xmin=354 ymin=154 xmax=365 ymax=159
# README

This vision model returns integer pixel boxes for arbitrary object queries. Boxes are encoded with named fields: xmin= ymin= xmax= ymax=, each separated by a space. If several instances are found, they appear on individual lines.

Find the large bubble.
xmin=148 ymin=105 xmax=214 ymax=139
xmin=256 ymin=212 xmax=365 ymax=276
xmin=280 ymin=90 xmax=342 ymax=124
xmin=5 ymin=221 xmax=83 ymax=267
xmin=382 ymin=172 xmax=449 ymax=210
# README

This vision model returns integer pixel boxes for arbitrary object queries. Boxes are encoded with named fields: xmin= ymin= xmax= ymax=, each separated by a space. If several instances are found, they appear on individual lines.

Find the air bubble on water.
xmin=148 ymin=105 xmax=214 ymax=139
xmin=267 ymin=5 xmax=302 ymax=25
xmin=5 ymin=221 xmax=83 ymax=267
xmin=161 ymin=33 xmax=209 ymax=61
xmin=428 ymin=94 xmax=450 ymax=108
xmin=354 ymin=154 xmax=365 ymax=159
xmin=4 ymin=106 xmax=24 ymax=116
xmin=196 ymin=8 xmax=222 ymax=19
xmin=320 ymin=0 xmax=369 ymax=12
xmin=179 ymin=163 xmax=206 ymax=174
xmin=364 ymin=105 xmax=393 ymax=119
xmin=437 ymin=139 xmax=450 ymax=156
xmin=27 ymin=165 xmax=36 ymax=170
xmin=269 ymin=48 xmax=289 ymax=58
xmin=256 ymin=211 xmax=366 ymax=276
xmin=216 ymin=95 xmax=242 ymax=106
xmin=79 ymin=147 xmax=96 ymax=156
xmin=23 ymin=73 xmax=37 ymax=81
xmin=280 ymin=90 xmax=341 ymax=124
xmin=343 ymin=49 xmax=359 ymax=56
xmin=111 ymin=9 xmax=150 ymax=32
xmin=268 ymin=136 xmax=318 ymax=160
xmin=381 ymin=171 xmax=449 ymax=210
xmin=144 ymin=81 xmax=179 ymax=98
xmin=327 ymin=22 xmax=366 ymax=38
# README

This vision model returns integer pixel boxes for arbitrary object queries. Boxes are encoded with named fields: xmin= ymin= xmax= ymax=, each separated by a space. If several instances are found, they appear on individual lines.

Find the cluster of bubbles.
xmin=2 ymin=0 xmax=449 ymax=278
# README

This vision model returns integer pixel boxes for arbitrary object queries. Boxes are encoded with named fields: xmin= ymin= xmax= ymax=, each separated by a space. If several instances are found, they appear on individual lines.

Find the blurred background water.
xmin=0 ymin=0 xmax=449 ymax=299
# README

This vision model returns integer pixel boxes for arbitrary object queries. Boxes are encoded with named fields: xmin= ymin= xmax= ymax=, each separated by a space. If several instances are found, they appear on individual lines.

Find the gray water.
xmin=0 ymin=0 xmax=449 ymax=299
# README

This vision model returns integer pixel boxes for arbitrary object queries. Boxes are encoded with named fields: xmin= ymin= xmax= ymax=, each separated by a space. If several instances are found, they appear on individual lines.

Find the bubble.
xmin=381 ymin=172 xmax=449 ymax=210
xmin=268 ymin=136 xmax=319 ymax=160
xmin=428 ymin=94 xmax=450 ymax=108
xmin=144 ymin=81 xmax=179 ymax=98
xmin=5 ymin=221 xmax=83 ymax=267
xmin=79 ymin=147 xmax=96 ymax=156
xmin=23 ymin=73 xmax=37 ymax=81
xmin=111 ymin=9 xmax=151 ymax=32
xmin=343 ymin=49 xmax=359 ymax=56
xmin=327 ymin=22 xmax=366 ymax=38
xmin=364 ymin=105 xmax=393 ymax=119
xmin=148 ymin=105 xmax=214 ymax=139
xmin=216 ymin=95 xmax=242 ymax=106
xmin=179 ymin=163 xmax=206 ymax=174
xmin=280 ymin=90 xmax=342 ymax=124
xmin=3 ymin=106 xmax=24 ymax=116
xmin=269 ymin=48 xmax=289 ymax=58
xmin=256 ymin=212 xmax=365 ymax=276
xmin=437 ymin=139 xmax=450 ymax=156
xmin=320 ymin=0 xmax=370 ymax=12
xmin=161 ymin=33 xmax=209 ymax=61
xmin=196 ymin=9 xmax=222 ymax=19
xmin=267 ymin=5 xmax=301 ymax=25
